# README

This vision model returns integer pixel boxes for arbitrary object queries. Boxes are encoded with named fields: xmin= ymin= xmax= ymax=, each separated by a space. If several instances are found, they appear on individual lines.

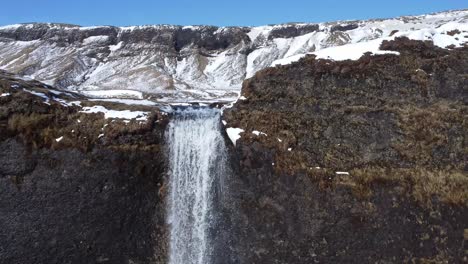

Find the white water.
xmin=166 ymin=107 xmax=228 ymax=264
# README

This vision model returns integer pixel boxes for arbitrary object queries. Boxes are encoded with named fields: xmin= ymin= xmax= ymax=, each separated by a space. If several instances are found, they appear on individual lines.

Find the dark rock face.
xmin=0 ymin=24 xmax=119 ymax=44
xmin=0 ymin=23 xmax=321 ymax=53
xmin=0 ymin=75 xmax=169 ymax=263
xmin=227 ymin=142 xmax=466 ymax=263
xmin=0 ymin=23 xmax=251 ymax=52
xmin=0 ymin=140 xmax=167 ymax=264
xmin=267 ymin=24 xmax=319 ymax=40
xmin=330 ymin=23 xmax=359 ymax=32
xmin=224 ymin=38 xmax=468 ymax=263
xmin=174 ymin=26 xmax=250 ymax=51
xmin=226 ymin=37 xmax=467 ymax=173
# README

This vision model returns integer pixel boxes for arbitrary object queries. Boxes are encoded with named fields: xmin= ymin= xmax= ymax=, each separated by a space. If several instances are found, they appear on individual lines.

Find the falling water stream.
xmin=166 ymin=107 xmax=229 ymax=264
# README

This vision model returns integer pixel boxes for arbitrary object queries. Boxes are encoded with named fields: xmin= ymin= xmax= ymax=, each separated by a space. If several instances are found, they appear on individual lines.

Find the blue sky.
xmin=0 ymin=0 xmax=466 ymax=27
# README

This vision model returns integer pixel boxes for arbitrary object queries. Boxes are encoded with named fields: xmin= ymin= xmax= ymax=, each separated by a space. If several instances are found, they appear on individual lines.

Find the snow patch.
xmin=53 ymin=98 xmax=81 ymax=107
xmin=226 ymin=128 xmax=244 ymax=146
xmin=336 ymin=171 xmax=350 ymax=175
xmin=80 ymin=90 xmax=144 ymax=99
xmin=23 ymin=89 xmax=50 ymax=104
xmin=314 ymin=38 xmax=400 ymax=61
xmin=83 ymin=36 xmax=109 ymax=45
xmin=0 ymin=24 xmax=22 ymax=30
xmin=272 ymin=54 xmax=308 ymax=66
xmin=80 ymin=105 xmax=149 ymax=121
xmin=89 ymin=98 xmax=157 ymax=106
xmin=252 ymin=130 xmax=267 ymax=136
xmin=109 ymin=41 xmax=123 ymax=51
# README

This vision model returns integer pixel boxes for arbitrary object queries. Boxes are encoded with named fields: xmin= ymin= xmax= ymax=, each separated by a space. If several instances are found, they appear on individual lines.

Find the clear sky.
xmin=0 ymin=0 xmax=466 ymax=27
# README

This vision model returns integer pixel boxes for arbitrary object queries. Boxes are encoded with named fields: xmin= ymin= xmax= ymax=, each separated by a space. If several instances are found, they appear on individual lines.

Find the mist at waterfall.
xmin=165 ymin=107 xmax=230 ymax=264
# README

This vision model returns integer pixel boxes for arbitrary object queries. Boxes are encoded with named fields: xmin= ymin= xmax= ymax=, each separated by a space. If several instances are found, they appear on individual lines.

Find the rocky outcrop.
xmin=267 ymin=24 xmax=319 ymax=40
xmin=0 ymin=74 xmax=170 ymax=263
xmin=0 ymin=23 xmax=249 ymax=51
xmin=224 ymin=38 xmax=468 ymax=263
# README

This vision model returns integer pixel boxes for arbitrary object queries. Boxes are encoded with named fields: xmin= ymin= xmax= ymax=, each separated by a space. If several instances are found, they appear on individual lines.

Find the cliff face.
xmin=0 ymin=73 xmax=170 ymax=263
xmin=224 ymin=38 xmax=467 ymax=263
xmin=1 ymin=35 xmax=468 ymax=262
xmin=0 ymin=10 xmax=466 ymax=102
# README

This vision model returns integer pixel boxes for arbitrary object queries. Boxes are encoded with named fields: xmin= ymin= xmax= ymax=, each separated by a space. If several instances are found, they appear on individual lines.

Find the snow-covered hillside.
xmin=0 ymin=9 xmax=467 ymax=102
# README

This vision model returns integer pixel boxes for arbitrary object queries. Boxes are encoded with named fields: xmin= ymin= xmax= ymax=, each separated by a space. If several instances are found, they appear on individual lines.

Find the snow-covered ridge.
xmin=0 ymin=9 xmax=467 ymax=102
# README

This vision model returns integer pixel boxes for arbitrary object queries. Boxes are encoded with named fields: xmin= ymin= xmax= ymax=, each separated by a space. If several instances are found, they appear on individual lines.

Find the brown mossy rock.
xmin=0 ymin=73 xmax=169 ymax=263
xmin=224 ymin=38 xmax=467 ymax=263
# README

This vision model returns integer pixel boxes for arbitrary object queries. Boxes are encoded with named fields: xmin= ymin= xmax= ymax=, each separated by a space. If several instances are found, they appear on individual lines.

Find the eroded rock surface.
xmin=224 ymin=38 xmax=468 ymax=263
xmin=0 ymin=75 xmax=169 ymax=263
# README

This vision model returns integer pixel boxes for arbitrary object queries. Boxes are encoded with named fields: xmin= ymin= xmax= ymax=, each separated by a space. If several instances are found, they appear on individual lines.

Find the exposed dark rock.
xmin=224 ymin=38 xmax=468 ymax=263
xmin=267 ymin=24 xmax=320 ymax=40
xmin=0 ymin=23 xmax=250 ymax=52
xmin=0 ymin=74 xmax=169 ymax=263
xmin=330 ymin=23 xmax=359 ymax=32
xmin=0 ymin=140 xmax=167 ymax=264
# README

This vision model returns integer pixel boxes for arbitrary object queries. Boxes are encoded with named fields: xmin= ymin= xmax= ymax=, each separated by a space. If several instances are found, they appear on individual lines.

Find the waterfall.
xmin=166 ymin=107 xmax=229 ymax=264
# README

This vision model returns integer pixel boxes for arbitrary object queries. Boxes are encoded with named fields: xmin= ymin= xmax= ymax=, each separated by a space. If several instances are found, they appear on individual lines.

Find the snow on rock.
xmin=1 ymin=93 xmax=10 ymax=97
xmin=0 ymin=10 xmax=466 ymax=102
xmin=20 ymin=87 xmax=82 ymax=107
xmin=55 ymin=136 xmax=64 ymax=142
xmin=313 ymin=39 xmax=400 ymax=61
xmin=109 ymin=41 xmax=123 ymax=51
xmin=80 ymin=90 xmax=144 ymax=99
xmin=54 ymin=98 xmax=82 ymax=107
xmin=226 ymin=128 xmax=244 ymax=146
xmin=23 ymin=89 xmax=50 ymax=104
xmin=82 ymin=36 xmax=109 ymax=45
xmin=271 ymin=10 xmax=468 ymax=65
xmin=0 ymin=24 xmax=23 ymax=30
xmin=80 ymin=105 xmax=149 ymax=121
xmin=88 ymin=98 xmax=157 ymax=106
xmin=272 ymin=54 xmax=308 ymax=66
xmin=336 ymin=172 xmax=350 ymax=175
xmin=252 ymin=130 xmax=268 ymax=136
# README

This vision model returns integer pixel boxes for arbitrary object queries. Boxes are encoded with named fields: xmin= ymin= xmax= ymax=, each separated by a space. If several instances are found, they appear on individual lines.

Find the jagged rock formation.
xmin=0 ymin=10 xmax=466 ymax=102
xmin=224 ymin=38 xmax=468 ymax=263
